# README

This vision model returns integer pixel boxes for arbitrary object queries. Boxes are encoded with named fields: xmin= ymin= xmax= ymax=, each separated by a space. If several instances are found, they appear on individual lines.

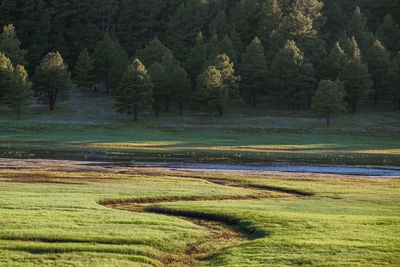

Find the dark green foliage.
xmin=73 ymin=48 xmax=95 ymax=90
xmin=270 ymin=40 xmax=311 ymax=110
xmin=240 ymin=37 xmax=267 ymax=106
xmin=137 ymin=37 xmax=172 ymax=67
xmin=33 ymin=52 xmax=71 ymax=111
xmin=365 ymin=40 xmax=391 ymax=104
xmin=319 ymin=42 xmax=347 ymax=80
xmin=194 ymin=65 xmax=227 ymax=119
xmin=378 ymin=14 xmax=400 ymax=54
xmin=0 ymin=24 xmax=27 ymax=66
xmin=311 ymin=79 xmax=346 ymax=126
xmin=0 ymin=0 xmax=398 ymax=114
xmin=115 ymin=58 xmax=154 ymax=121
xmin=339 ymin=37 xmax=372 ymax=112
xmin=209 ymin=53 xmax=241 ymax=115
xmin=4 ymin=65 xmax=32 ymax=119
xmin=186 ymin=32 xmax=206 ymax=87
xmin=108 ymin=48 xmax=130 ymax=93
xmin=161 ymin=54 xmax=191 ymax=115
xmin=148 ymin=62 xmax=167 ymax=115
xmin=0 ymin=52 xmax=14 ymax=102
xmin=92 ymin=32 xmax=127 ymax=92
xmin=384 ymin=53 xmax=400 ymax=109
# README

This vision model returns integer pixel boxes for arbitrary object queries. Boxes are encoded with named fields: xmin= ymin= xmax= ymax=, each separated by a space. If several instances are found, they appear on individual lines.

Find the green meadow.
xmin=0 ymin=168 xmax=399 ymax=266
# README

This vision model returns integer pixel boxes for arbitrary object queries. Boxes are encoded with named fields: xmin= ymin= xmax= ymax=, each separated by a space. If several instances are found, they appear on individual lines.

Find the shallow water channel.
xmin=131 ymin=161 xmax=400 ymax=177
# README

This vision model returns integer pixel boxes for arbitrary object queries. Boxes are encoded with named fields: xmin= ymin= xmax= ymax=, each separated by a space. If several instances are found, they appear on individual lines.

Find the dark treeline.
xmin=0 ymin=0 xmax=400 ymax=122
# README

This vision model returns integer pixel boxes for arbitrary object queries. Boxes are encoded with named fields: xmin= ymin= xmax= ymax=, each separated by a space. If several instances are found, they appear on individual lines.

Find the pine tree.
xmin=92 ymin=32 xmax=126 ymax=92
xmin=108 ymin=47 xmax=130 ymax=92
xmin=148 ymin=62 xmax=167 ymax=115
xmin=137 ymin=37 xmax=173 ymax=67
xmin=0 ymin=52 xmax=13 ymax=102
xmin=73 ymin=48 xmax=95 ymax=90
xmin=218 ymin=35 xmax=237 ymax=64
xmin=383 ymin=52 xmax=400 ymax=109
xmin=311 ymin=80 xmax=346 ymax=126
xmin=319 ymin=42 xmax=347 ymax=80
xmin=240 ymin=37 xmax=267 ymax=106
xmin=115 ymin=58 xmax=154 ymax=121
xmin=378 ymin=14 xmax=400 ymax=54
xmin=4 ymin=65 xmax=32 ymax=119
xmin=297 ymin=63 xmax=317 ymax=108
xmin=194 ymin=65 xmax=227 ymax=119
xmin=0 ymin=24 xmax=28 ymax=66
xmin=270 ymin=40 xmax=305 ymax=110
xmin=161 ymin=54 xmax=191 ymax=115
xmin=365 ymin=40 xmax=391 ymax=104
xmin=210 ymin=53 xmax=241 ymax=115
xmin=257 ymin=0 xmax=282 ymax=50
xmin=33 ymin=52 xmax=71 ymax=111
xmin=346 ymin=7 xmax=375 ymax=49
xmin=186 ymin=32 xmax=206 ymax=87
xmin=339 ymin=37 xmax=372 ymax=112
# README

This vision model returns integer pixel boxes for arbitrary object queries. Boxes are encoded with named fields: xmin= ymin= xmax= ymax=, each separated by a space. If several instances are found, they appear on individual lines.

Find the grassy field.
xmin=0 ymin=90 xmax=399 ymax=165
xmin=0 ymin=164 xmax=399 ymax=266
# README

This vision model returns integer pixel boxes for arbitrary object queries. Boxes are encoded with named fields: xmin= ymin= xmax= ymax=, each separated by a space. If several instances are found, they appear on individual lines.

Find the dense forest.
xmin=0 ymin=0 xmax=399 ymax=121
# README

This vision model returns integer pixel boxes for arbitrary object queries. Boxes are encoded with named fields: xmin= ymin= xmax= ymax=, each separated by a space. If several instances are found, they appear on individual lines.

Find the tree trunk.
xmin=134 ymin=107 xmax=138 ymax=122
xmin=154 ymin=100 xmax=160 ymax=116
xmin=218 ymin=107 xmax=223 ymax=116
xmin=17 ymin=106 xmax=21 ymax=119
xmin=49 ymin=91 xmax=56 ymax=111
xmin=252 ymin=96 xmax=257 ymax=107
xmin=209 ymin=109 xmax=214 ymax=120
xmin=326 ymin=112 xmax=330 ymax=127
xmin=165 ymin=98 xmax=170 ymax=112
xmin=106 ymin=79 xmax=109 ymax=93
xmin=179 ymin=102 xmax=183 ymax=116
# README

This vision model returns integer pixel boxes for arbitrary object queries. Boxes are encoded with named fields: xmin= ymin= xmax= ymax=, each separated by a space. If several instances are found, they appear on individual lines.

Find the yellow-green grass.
xmin=0 ymin=169 xmax=279 ymax=266
xmin=0 ymin=167 xmax=399 ymax=266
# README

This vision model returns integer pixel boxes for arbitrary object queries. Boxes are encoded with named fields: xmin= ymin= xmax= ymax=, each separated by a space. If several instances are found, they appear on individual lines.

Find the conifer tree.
xmin=33 ymin=52 xmax=71 ymax=111
xmin=319 ymin=42 xmax=347 ymax=80
xmin=339 ymin=37 xmax=372 ymax=112
xmin=186 ymin=32 xmax=206 ymax=86
xmin=148 ymin=62 xmax=167 ymax=115
xmin=218 ymin=35 xmax=237 ymax=64
xmin=108 ymin=48 xmax=130 ymax=92
xmin=297 ymin=63 xmax=317 ymax=108
xmin=0 ymin=24 xmax=28 ymax=66
xmin=270 ymin=40 xmax=305 ymax=110
xmin=194 ymin=65 xmax=227 ymax=119
xmin=210 ymin=54 xmax=241 ymax=115
xmin=5 ymin=65 xmax=32 ymax=119
xmin=257 ymin=0 xmax=282 ymax=49
xmin=161 ymin=54 xmax=191 ymax=115
xmin=0 ymin=52 xmax=13 ymax=101
xmin=378 ymin=14 xmax=400 ymax=54
xmin=115 ymin=58 xmax=154 ymax=121
xmin=92 ymin=32 xmax=125 ymax=92
xmin=240 ymin=37 xmax=267 ymax=106
xmin=73 ymin=48 xmax=95 ymax=91
xmin=384 ymin=52 xmax=400 ymax=109
xmin=137 ymin=37 xmax=172 ymax=67
xmin=311 ymin=79 xmax=346 ymax=126
xmin=346 ymin=7 xmax=375 ymax=49
xmin=365 ymin=40 xmax=391 ymax=104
